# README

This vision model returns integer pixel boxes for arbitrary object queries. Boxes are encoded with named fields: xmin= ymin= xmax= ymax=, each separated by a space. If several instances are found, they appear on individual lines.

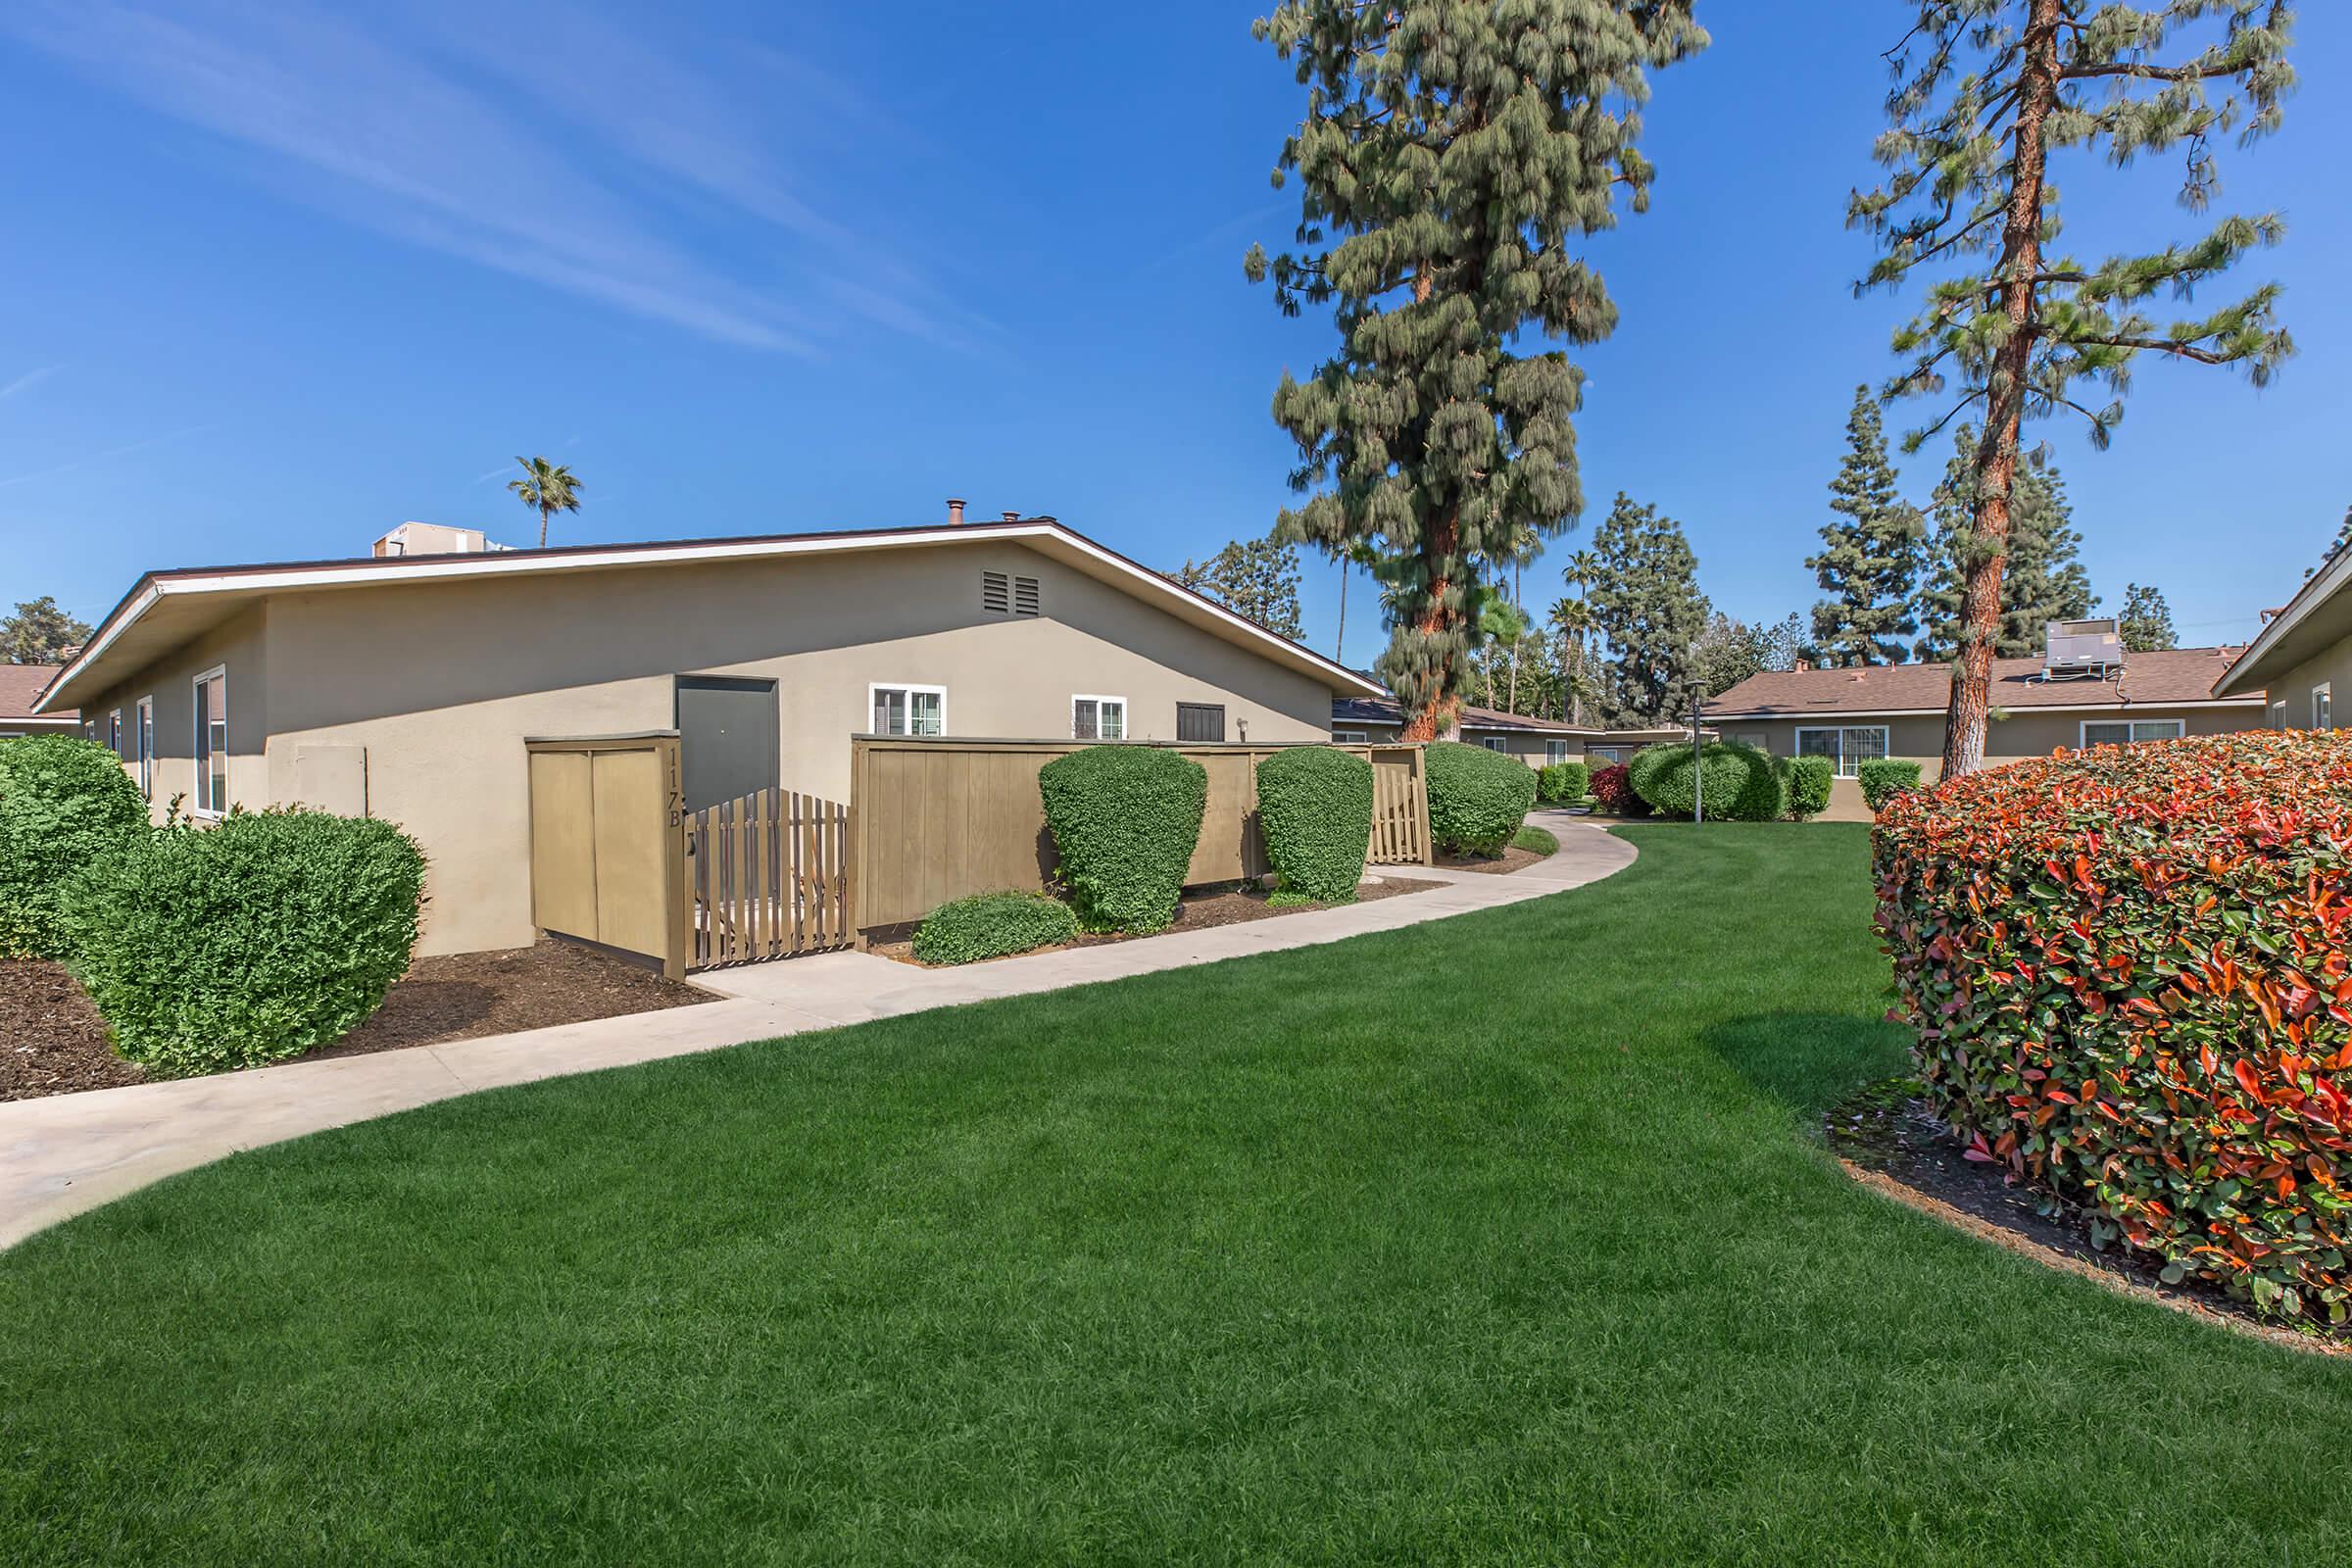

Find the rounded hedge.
xmin=1589 ymin=762 xmax=1648 ymax=816
xmin=1256 ymin=746 xmax=1372 ymax=905
xmin=1537 ymin=760 xmax=1591 ymax=805
xmin=60 ymin=808 xmax=426 ymax=1076
xmin=1628 ymin=742 xmax=1785 ymax=821
xmin=1876 ymin=731 xmax=2352 ymax=1324
xmin=0 ymin=735 xmax=151 ymax=959
xmin=1038 ymin=745 xmax=1207 ymax=933
xmin=1860 ymin=758 xmax=1925 ymax=811
xmin=1425 ymin=741 xmax=1537 ymax=856
xmin=1782 ymin=755 xmax=1835 ymax=820
xmin=912 ymin=890 xmax=1078 ymax=965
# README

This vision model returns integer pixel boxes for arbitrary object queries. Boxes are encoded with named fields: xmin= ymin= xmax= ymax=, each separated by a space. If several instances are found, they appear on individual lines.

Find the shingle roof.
xmin=1702 ymin=647 xmax=2256 ymax=719
xmin=1332 ymin=696 xmax=1596 ymax=734
xmin=0 ymin=664 xmax=69 ymax=722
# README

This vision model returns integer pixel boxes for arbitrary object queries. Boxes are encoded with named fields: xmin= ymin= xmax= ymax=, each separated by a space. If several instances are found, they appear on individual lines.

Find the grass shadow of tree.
xmin=1697 ymin=1010 xmax=1915 ymax=1124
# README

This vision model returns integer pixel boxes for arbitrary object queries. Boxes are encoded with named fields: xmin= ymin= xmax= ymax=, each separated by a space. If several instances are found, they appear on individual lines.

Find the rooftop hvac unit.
xmin=2041 ymin=617 xmax=2122 ymax=681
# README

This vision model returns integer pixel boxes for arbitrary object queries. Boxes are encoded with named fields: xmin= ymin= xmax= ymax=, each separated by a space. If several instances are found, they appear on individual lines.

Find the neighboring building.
xmin=1331 ymin=696 xmax=1598 ymax=769
xmin=1704 ymin=626 xmax=2262 ymax=819
xmin=2212 ymin=544 xmax=2352 ymax=729
xmin=370 ymin=521 xmax=511 ymax=558
xmin=0 ymin=664 xmax=78 ymax=740
xmin=38 ymin=513 xmax=1382 ymax=956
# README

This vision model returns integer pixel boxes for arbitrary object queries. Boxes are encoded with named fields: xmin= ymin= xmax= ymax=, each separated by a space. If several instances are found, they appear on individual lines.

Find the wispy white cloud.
xmin=0 ymin=421 xmax=219 ymax=490
xmin=2 ymin=1 xmax=966 ymax=353
xmin=0 ymin=366 xmax=62 ymax=402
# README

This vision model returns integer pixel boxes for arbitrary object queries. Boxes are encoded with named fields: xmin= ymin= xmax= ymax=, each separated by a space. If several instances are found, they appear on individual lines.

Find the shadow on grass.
xmin=1698 ymin=1010 xmax=1914 ymax=1123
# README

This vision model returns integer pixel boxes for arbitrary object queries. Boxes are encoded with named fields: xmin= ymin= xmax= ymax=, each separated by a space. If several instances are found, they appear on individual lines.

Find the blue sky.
xmin=2 ymin=1 xmax=2345 ymax=666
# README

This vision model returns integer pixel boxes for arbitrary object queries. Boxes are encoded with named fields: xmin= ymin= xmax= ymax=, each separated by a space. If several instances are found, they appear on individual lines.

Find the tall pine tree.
xmin=1807 ymin=386 xmax=1925 ymax=665
xmin=2119 ymin=583 xmax=2179 ymax=651
xmin=1851 ymin=1 xmax=2294 ymax=775
xmin=1914 ymin=427 xmax=2094 ymax=659
xmin=1248 ymin=2 xmax=1706 ymax=740
xmin=1588 ymin=493 xmax=1708 ymax=726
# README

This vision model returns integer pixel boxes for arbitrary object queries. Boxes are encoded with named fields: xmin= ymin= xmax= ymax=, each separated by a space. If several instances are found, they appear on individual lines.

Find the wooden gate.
xmin=1367 ymin=746 xmax=1431 ymax=865
xmin=684 ymin=787 xmax=855 ymax=969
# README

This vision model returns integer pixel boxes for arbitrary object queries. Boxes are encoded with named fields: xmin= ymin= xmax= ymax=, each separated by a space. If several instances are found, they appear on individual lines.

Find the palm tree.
xmin=508 ymin=457 xmax=584 ymax=548
xmin=1549 ymin=596 xmax=1594 ymax=725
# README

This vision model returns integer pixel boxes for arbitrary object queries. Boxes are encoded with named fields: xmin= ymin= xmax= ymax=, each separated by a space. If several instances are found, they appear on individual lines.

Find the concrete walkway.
xmin=0 ymin=813 xmax=1633 ymax=1249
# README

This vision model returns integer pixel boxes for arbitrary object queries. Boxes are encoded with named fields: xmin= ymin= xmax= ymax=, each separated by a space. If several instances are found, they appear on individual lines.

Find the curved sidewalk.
xmin=0 ymin=813 xmax=1634 ymax=1249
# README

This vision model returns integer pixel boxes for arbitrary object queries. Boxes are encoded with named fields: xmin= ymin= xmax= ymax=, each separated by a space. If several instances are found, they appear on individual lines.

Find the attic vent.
xmin=1013 ymin=574 xmax=1041 ymax=615
xmin=982 ymin=570 xmax=1009 ymax=612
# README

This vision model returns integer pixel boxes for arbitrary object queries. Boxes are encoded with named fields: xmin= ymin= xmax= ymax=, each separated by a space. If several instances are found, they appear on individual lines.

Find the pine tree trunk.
xmin=1400 ymin=515 xmax=1464 ymax=742
xmin=1943 ymin=0 xmax=2059 ymax=782
xmin=1335 ymin=558 xmax=1348 ymax=663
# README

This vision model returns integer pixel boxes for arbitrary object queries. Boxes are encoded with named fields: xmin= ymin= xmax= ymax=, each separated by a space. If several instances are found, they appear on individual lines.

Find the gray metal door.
xmin=676 ymin=676 xmax=778 ymax=812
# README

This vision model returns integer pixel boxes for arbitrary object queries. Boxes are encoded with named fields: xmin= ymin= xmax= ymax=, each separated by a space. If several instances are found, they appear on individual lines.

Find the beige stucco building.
xmin=40 ymin=516 xmax=1380 ymax=956
xmin=2213 ymin=543 xmax=2352 ymax=730
xmin=1704 ymin=644 xmax=2264 ymax=820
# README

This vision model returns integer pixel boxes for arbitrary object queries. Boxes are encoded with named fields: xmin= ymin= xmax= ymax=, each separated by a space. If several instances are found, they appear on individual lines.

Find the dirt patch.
xmin=0 ymin=941 xmax=712 ymax=1103
xmin=1828 ymin=1078 xmax=2347 ymax=1356
xmin=1438 ymin=844 xmax=1546 ymax=876
xmin=872 ymin=876 xmax=1444 ymax=966
xmin=0 ymin=959 xmax=147 ymax=1102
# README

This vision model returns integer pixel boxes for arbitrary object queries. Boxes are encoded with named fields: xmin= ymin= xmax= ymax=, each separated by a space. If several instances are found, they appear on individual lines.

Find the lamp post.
xmin=1691 ymin=703 xmax=1703 ymax=826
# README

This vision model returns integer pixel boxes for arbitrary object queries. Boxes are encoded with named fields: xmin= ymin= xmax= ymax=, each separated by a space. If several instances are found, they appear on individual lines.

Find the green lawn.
xmin=2 ymin=825 xmax=2345 ymax=1564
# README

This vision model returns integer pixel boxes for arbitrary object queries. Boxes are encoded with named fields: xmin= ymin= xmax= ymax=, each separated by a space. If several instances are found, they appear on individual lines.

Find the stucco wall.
xmin=2258 ymin=641 xmax=2352 ymax=730
xmin=81 ymin=606 xmax=272 ymax=821
xmin=87 ymin=541 xmax=1339 ymax=956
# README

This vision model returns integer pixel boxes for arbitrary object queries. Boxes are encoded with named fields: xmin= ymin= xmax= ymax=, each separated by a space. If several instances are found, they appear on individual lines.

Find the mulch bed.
xmin=0 ymin=941 xmax=712 ymax=1104
xmin=873 ymin=875 xmax=1444 ymax=967
xmin=1828 ymin=1078 xmax=2348 ymax=1356
xmin=1437 ymin=844 xmax=1547 ymax=876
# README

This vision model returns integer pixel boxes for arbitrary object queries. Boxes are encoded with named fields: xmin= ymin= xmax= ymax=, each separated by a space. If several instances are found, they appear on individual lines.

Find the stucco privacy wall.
xmin=80 ymin=540 xmax=1336 ymax=956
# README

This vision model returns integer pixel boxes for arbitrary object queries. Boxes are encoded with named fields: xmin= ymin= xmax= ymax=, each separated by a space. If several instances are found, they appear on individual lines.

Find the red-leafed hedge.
xmin=1590 ymin=762 xmax=1648 ymax=817
xmin=1874 ymin=731 xmax=2352 ymax=1324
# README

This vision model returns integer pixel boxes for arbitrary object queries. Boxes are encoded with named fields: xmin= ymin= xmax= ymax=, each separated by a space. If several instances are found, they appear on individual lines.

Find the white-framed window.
xmin=106 ymin=708 xmax=122 ymax=758
xmin=868 ymin=682 xmax=945 ymax=737
xmin=1478 ymin=735 xmax=1508 ymax=753
xmin=192 ymin=665 xmax=228 ymax=815
xmin=135 ymin=696 xmax=155 ymax=801
xmin=1544 ymin=740 xmax=1573 ymax=764
xmin=2316 ymin=683 xmax=2333 ymax=731
xmin=1795 ymin=725 xmax=1890 ymax=778
xmin=2272 ymin=699 xmax=2289 ymax=730
xmin=1587 ymin=745 xmax=1627 ymax=765
xmin=1072 ymin=695 xmax=1126 ymax=741
xmin=1332 ymin=728 xmax=1369 ymax=744
xmin=2082 ymin=718 xmax=2185 ymax=748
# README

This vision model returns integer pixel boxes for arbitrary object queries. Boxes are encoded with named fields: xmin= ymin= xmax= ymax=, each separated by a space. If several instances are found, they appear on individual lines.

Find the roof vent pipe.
xmin=1003 ymin=510 xmax=1021 ymax=523
xmin=947 ymin=498 xmax=965 ymax=526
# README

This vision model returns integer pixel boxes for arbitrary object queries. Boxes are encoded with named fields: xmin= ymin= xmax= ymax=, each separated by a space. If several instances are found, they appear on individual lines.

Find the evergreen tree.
xmin=1692 ymin=612 xmax=1769 ymax=699
xmin=0 ymin=596 xmax=91 ymax=664
xmin=1914 ymin=427 xmax=2094 ymax=660
xmin=1248 ymin=2 xmax=1706 ymax=740
xmin=1587 ymin=493 xmax=1708 ymax=726
xmin=2119 ymin=583 xmax=2179 ymax=652
xmin=1170 ymin=537 xmax=1306 ymax=640
xmin=1852 ymin=1 xmax=2294 ymax=776
xmin=1806 ymin=386 xmax=1925 ymax=664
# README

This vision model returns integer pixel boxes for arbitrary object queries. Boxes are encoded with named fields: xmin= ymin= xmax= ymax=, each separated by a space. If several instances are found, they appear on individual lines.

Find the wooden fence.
xmin=525 ymin=734 xmax=689 ymax=979
xmin=850 ymin=738 xmax=1430 ymax=936
xmin=684 ymin=788 xmax=854 ymax=968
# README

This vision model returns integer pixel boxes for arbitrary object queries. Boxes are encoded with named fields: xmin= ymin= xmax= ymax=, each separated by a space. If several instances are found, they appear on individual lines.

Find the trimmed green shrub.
xmin=1629 ymin=742 xmax=1786 ymax=822
xmin=912 ymin=890 xmax=1078 ymax=965
xmin=1589 ymin=762 xmax=1648 ymax=816
xmin=1425 ymin=741 xmax=1538 ymax=856
xmin=0 ymin=735 xmax=151 ymax=959
xmin=1876 ymin=731 xmax=2352 ymax=1323
xmin=59 ymin=808 xmax=425 ymax=1076
xmin=1038 ymin=745 xmax=1207 ymax=933
xmin=1536 ymin=760 xmax=1590 ymax=805
xmin=1783 ymin=755 xmax=1835 ymax=820
xmin=1256 ymin=746 xmax=1372 ymax=905
xmin=1859 ymin=758 xmax=1925 ymax=811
